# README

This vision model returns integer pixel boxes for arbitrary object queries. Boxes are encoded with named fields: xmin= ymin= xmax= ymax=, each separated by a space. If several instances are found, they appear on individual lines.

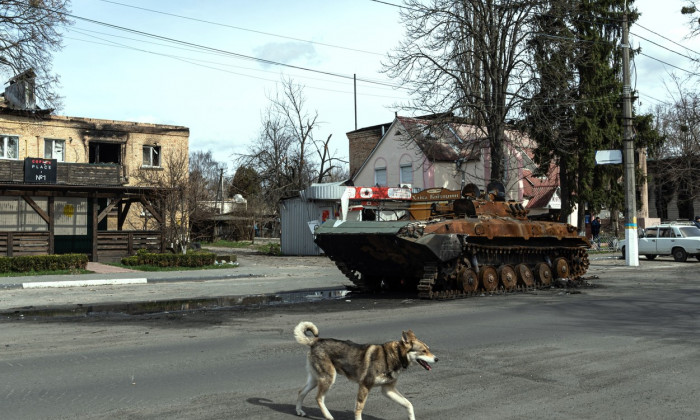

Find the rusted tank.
xmin=314 ymin=182 xmax=590 ymax=299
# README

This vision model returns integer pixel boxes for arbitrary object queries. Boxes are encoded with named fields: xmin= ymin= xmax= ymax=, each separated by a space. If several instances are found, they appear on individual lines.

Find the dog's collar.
xmin=399 ymin=347 xmax=410 ymax=369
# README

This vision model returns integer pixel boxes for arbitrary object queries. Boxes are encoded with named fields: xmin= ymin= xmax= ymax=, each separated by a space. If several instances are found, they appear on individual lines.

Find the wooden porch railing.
xmin=0 ymin=160 xmax=124 ymax=185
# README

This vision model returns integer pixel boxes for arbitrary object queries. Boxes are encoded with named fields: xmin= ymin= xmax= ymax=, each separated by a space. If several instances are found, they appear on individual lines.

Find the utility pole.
xmin=353 ymin=74 xmax=358 ymax=130
xmin=622 ymin=6 xmax=639 ymax=266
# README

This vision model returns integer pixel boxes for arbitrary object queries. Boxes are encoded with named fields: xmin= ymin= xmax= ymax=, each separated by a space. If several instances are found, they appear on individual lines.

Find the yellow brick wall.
xmin=0 ymin=112 xmax=189 ymax=232
xmin=0 ymin=113 xmax=189 ymax=185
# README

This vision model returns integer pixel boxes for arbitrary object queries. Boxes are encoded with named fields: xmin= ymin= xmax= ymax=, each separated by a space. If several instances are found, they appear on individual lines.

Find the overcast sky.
xmin=50 ymin=0 xmax=700 ymax=174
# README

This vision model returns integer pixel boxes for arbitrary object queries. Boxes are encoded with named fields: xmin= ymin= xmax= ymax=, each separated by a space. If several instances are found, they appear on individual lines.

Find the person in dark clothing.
xmin=591 ymin=216 xmax=601 ymax=248
xmin=694 ymin=216 xmax=700 ymax=229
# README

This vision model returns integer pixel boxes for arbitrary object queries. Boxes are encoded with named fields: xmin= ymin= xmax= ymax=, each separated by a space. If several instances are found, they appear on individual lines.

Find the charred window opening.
xmin=142 ymin=145 xmax=160 ymax=167
xmin=89 ymin=142 xmax=121 ymax=164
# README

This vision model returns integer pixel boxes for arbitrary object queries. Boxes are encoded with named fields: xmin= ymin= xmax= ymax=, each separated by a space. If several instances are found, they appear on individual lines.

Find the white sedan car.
xmin=620 ymin=224 xmax=700 ymax=262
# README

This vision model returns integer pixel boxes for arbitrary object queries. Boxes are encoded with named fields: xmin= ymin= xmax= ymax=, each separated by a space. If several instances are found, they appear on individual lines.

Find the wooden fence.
xmin=0 ymin=232 xmax=51 ymax=257
xmin=96 ymin=231 xmax=163 ymax=262
xmin=0 ymin=231 xmax=162 ymax=261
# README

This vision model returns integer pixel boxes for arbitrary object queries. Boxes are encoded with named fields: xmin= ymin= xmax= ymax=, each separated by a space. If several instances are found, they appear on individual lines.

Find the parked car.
xmin=620 ymin=223 xmax=700 ymax=262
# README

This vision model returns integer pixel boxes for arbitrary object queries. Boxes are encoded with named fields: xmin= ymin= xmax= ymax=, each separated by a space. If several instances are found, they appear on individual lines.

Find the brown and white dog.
xmin=294 ymin=321 xmax=437 ymax=420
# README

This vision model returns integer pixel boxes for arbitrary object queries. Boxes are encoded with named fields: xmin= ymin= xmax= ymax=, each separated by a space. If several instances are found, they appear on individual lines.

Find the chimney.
xmin=4 ymin=69 xmax=36 ymax=110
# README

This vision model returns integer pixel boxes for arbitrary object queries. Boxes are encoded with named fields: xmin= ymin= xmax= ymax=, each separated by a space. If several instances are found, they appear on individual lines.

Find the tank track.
xmin=334 ymin=261 xmax=378 ymax=291
xmin=417 ymin=244 xmax=590 ymax=299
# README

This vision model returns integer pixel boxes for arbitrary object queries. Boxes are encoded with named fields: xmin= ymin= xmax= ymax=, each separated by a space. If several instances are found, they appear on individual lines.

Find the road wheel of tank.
xmin=534 ymin=263 xmax=552 ymax=286
xmin=457 ymin=266 xmax=479 ymax=294
xmin=553 ymin=257 xmax=570 ymax=279
xmin=672 ymin=247 xmax=688 ymax=262
xmin=480 ymin=266 xmax=498 ymax=292
xmin=497 ymin=265 xmax=517 ymax=291
xmin=515 ymin=263 xmax=534 ymax=288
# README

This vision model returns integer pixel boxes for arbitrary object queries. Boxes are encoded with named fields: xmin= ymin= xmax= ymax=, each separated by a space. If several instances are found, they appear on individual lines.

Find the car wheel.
xmin=645 ymin=254 xmax=657 ymax=260
xmin=672 ymin=247 xmax=688 ymax=262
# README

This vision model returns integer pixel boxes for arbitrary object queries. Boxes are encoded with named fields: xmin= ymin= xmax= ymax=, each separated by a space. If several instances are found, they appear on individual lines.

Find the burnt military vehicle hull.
xmin=314 ymin=184 xmax=590 ymax=299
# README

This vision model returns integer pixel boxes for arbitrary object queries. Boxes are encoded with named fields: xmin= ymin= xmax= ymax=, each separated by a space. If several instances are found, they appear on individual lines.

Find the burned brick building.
xmin=0 ymin=70 xmax=189 ymax=261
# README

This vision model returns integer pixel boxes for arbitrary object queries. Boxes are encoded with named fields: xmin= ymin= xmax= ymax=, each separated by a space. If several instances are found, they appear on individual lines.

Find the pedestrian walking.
xmin=693 ymin=216 xmax=700 ymax=229
xmin=591 ymin=216 xmax=602 ymax=249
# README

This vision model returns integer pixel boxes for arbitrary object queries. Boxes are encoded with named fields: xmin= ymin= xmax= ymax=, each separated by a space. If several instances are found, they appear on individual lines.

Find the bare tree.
xmin=650 ymin=75 xmax=700 ymax=219
xmin=135 ymin=150 xmax=211 ymax=253
xmin=0 ymin=0 xmax=72 ymax=110
xmin=236 ymin=77 xmax=345 ymax=214
xmin=190 ymin=150 xmax=226 ymax=200
xmin=383 ymin=0 xmax=536 ymax=183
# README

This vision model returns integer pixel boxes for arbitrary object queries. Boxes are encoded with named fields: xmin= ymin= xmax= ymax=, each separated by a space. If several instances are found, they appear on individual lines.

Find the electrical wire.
xmin=65 ymin=27 xmax=405 ymax=94
xmin=637 ymin=52 xmax=699 ymax=75
xmin=31 ymin=3 xmax=406 ymax=91
xmin=635 ymin=22 xmax=700 ymax=57
xmin=97 ymin=0 xmax=386 ymax=57
xmin=630 ymin=31 xmax=699 ymax=63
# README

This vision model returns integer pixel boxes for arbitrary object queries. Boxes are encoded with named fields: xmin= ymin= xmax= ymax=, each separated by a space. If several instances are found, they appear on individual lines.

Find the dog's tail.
xmin=294 ymin=321 xmax=319 ymax=346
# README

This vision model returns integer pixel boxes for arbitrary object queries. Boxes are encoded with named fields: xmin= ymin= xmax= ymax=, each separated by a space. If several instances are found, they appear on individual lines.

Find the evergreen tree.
xmin=525 ymin=0 xmax=663 ymax=226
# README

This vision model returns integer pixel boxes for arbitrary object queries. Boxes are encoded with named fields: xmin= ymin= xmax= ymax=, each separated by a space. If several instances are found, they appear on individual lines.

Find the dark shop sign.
xmin=24 ymin=157 xmax=57 ymax=183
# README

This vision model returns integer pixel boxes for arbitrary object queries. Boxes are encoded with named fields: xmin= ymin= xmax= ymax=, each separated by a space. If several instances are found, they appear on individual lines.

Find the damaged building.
xmin=0 ymin=70 xmax=190 ymax=261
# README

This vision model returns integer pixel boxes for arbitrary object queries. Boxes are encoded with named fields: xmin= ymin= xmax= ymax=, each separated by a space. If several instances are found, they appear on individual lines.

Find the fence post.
xmin=7 ymin=232 xmax=13 ymax=257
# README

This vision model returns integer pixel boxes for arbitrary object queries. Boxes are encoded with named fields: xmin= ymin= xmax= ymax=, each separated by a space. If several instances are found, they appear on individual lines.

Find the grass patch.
xmin=255 ymin=242 xmax=281 ymax=255
xmin=202 ymin=240 xmax=254 ymax=248
xmin=0 ymin=268 xmax=92 ymax=277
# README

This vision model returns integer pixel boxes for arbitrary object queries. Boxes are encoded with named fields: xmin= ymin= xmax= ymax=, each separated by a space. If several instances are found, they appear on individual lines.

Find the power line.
xmin=97 ymin=0 xmax=386 ymax=57
xmin=33 ymin=3 xmax=404 ymax=91
xmin=635 ymin=22 xmax=700 ymax=57
xmin=637 ymin=52 xmax=699 ymax=76
xmin=638 ymin=92 xmax=671 ymax=105
xmin=66 ymin=27 xmax=403 ymax=93
xmin=62 ymin=32 xmax=410 ymax=100
xmin=630 ymin=31 xmax=699 ymax=63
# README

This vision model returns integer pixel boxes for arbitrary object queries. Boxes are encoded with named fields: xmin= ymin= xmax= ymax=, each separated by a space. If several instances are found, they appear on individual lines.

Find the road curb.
xmin=22 ymin=278 xmax=148 ymax=289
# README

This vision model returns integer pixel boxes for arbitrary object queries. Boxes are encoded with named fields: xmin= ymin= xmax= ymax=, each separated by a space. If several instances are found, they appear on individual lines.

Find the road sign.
xmin=595 ymin=150 xmax=623 ymax=165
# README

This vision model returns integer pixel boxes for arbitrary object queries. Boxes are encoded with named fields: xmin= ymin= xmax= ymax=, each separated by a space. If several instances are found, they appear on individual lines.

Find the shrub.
xmin=121 ymin=251 xmax=216 ymax=267
xmin=0 ymin=254 xmax=88 ymax=273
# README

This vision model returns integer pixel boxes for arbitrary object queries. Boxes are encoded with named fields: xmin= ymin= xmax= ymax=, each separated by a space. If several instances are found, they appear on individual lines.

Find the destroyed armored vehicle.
xmin=314 ymin=182 xmax=590 ymax=299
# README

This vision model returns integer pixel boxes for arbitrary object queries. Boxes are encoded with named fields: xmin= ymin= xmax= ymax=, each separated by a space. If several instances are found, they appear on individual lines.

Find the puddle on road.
xmin=2 ymin=288 xmax=351 ymax=318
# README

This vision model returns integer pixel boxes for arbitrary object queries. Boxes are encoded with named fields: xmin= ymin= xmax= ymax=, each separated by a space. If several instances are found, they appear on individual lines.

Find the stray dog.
xmin=294 ymin=321 xmax=438 ymax=420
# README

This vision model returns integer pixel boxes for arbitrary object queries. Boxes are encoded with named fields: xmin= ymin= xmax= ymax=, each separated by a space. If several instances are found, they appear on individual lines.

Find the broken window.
xmin=44 ymin=138 xmax=65 ymax=161
xmin=89 ymin=142 xmax=121 ymax=164
xmin=1 ymin=135 xmax=19 ymax=159
xmin=142 ymin=145 xmax=160 ymax=167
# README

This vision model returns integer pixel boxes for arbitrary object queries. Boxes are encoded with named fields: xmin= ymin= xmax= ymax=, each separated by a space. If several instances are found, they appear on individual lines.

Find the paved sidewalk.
xmin=0 ymin=251 xmax=351 ymax=314
xmin=86 ymin=262 xmax=139 ymax=274
xmin=0 ymin=252 xmax=671 ymax=316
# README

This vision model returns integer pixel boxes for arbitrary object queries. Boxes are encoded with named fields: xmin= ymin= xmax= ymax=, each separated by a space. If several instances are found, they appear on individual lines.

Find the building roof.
xmin=522 ymin=167 xmax=559 ymax=209
xmin=301 ymin=181 xmax=350 ymax=200
xmin=395 ymin=116 xmax=484 ymax=162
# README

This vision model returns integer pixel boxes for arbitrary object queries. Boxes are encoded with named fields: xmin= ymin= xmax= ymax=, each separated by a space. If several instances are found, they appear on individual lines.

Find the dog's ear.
xmin=402 ymin=330 xmax=416 ymax=343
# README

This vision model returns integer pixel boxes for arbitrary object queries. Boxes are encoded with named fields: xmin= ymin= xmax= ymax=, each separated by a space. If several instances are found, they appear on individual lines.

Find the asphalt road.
xmin=0 ymin=256 xmax=698 ymax=419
